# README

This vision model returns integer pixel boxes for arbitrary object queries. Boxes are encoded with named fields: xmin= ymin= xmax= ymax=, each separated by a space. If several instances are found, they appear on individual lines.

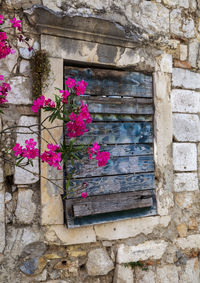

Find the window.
xmin=64 ymin=65 xmax=156 ymax=228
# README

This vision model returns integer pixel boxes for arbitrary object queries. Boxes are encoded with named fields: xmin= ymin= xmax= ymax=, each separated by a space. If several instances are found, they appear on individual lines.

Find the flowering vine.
xmin=0 ymin=13 xmax=110 ymax=199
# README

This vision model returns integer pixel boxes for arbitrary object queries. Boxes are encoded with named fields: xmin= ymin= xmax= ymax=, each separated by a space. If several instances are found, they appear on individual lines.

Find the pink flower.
xmin=10 ymin=17 xmax=21 ymax=31
xmin=41 ymin=143 xmax=61 ymax=170
xmin=96 ymin=151 xmax=110 ymax=167
xmin=12 ymin=139 xmax=39 ymax=160
xmin=0 ymin=15 xmax=4 ymax=25
xmin=81 ymin=192 xmax=87 ymax=198
xmin=44 ymin=98 xmax=55 ymax=108
xmin=32 ymin=96 xmax=45 ymax=112
xmin=65 ymin=78 xmax=76 ymax=88
xmin=12 ymin=143 xmax=23 ymax=156
xmin=0 ymin=75 xmax=3 ymax=81
xmin=0 ymin=80 xmax=11 ymax=104
xmin=75 ymin=80 xmax=88 ymax=96
xmin=59 ymin=90 xmax=70 ymax=104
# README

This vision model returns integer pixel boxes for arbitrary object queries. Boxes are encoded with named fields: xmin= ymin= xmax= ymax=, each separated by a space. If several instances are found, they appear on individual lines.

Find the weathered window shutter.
xmin=64 ymin=66 xmax=156 ymax=228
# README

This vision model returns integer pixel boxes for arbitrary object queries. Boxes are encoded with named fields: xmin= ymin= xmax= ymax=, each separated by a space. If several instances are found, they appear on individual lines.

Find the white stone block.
xmin=155 ymin=54 xmax=172 ymax=73
xmin=86 ymin=248 xmax=114 ymax=276
xmin=172 ymin=68 xmax=200 ymax=89
xmin=179 ymin=258 xmax=200 ymax=283
xmin=189 ymin=40 xmax=199 ymax=68
xmin=19 ymin=60 xmax=30 ymax=76
xmin=173 ymin=143 xmax=197 ymax=171
xmin=170 ymin=9 xmax=194 ymax=38
xmin=7 ymin=76 xmax=32 ymax=105
xmin=113 ymin=265 xmax=133 ymax=283
xmin=171 ymin=89 xmax=200 ymax=113
xmin=174 ymin=234 xmax=200 ymax=250
xmin=173 ymin=114 xmax=200 ymax=141
xmin=117 ymin=240 xmax=168 ymax=263
xmin=14 ymin=116 xmax=39 ymax=185
xmin=135 ymin=268 xmax=155 ymax=283
xmin=156 ymin=265 xmax=179 ymax=283
xmin=0 ymin=189 xmax=5 ymax=253
xmin=174 ymin=173 xmax=198 ymax=192
xmin=15 ymin=189 xmax=36 ymax=224
xmin=180 ymin=44 xmax=188 ymax=61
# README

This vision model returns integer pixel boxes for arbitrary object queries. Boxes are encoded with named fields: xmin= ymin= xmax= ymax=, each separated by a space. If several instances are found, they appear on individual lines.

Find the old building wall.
xmin=0 ymin=0 xmax=200 ymax=282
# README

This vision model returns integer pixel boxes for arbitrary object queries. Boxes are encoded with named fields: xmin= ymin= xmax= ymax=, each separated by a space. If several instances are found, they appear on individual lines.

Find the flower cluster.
xmin=66 ymin=102 xmax=92 ymax=138
xmin=12 ymin=138 xmax=39 ymax=160
xmin=41 ymin=144 xmax=61 ymax=170
xmin=32 ymin=95 xmax=55 ymax=113
xmin=0 ymin=31 xmax=15 ymax=60
xmin=10 ymin=17 xmax=21 ymax=31
xmin=0 ymin=75 xmax=11 ymax=104
xmin=88 ymin=142 xmax=110 ymax=167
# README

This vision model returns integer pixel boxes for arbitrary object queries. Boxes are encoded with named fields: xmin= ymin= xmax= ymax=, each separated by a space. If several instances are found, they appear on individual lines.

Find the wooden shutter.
xmin=64 ymin=66 xmax=156 ymax=228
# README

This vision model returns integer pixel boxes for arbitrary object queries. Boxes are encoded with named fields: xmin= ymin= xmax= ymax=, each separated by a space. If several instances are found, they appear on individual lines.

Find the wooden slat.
xmin=75 ymin=122 xmax=153 ymax=144
xmin=76 ymin=97 xmax=153 ymax=115
xmin=68 ymin=172 xmax=155 ymax=198
xmin=64 ymin=67 xmax=152 ymax=97
xmin=69 ymin=155 xmax=154 ymax=178
xmin=91 ymin=113 xmax=152 ymax=122
xmin=71 ymin=190 xmax=153 ymax=217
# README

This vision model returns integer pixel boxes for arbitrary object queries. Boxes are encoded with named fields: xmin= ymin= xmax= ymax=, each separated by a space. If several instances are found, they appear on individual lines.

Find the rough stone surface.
xmin=156 ymin=265 xmax=179 ymax=283
xmin=175 ymin=192 xmax=196 ymax=208
xmin=171 ymin=89 xmax=200 ymax=113
xmin=0 ymin=190 xmax=5 ymax=253
xmin=174 ymin=234 xmax=200 ymax=250
xmin=6 ymin=76 xmax=32 ymax=105
xmin=117 ymin=240 xmax=168 ymax=263
xmin=180 ymin=44 xmax=188 ymax=61
xmin=173 ymin=143 xmax=197 ymax=171
xmin=113 ymin=264 xmax=133 ymax=283
xmin=189 ymin=40 xmax=199 ymax=68
xmin=135 ymin=267 xmax=155 ymax=283
xmin=86 ymin=248 xmax=114 ymax=276
xmin=174 ymin=173 xmax=198 ymax=192
xmin=15 ymin=189 xmax=36 ymax=224
xmin=170 ymin=9 xmax=195 ymax=38
xmin=179 ymin=258 xmax=200 ymax=283
xmin=172 ymin=68 xmax=200 ymax=89
xmin=173 ymin=114 xmax=200 ymax=142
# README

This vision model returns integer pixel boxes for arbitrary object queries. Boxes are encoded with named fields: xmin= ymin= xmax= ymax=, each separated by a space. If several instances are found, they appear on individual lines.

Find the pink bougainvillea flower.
xmin=0 ymin=75 xmax=3 ymax=81
xmin=32 ymin=95 xmax=45 ymax=112
xmin=75 ymin=80 xmax=88 ymax=96
xmin=10 ymin=17 xmax=21 ymax=31
xmin=81 ymin=192 xmax=87 ymax=198
xmin=65 ymin=77 xmax=76 ymax=88
xmin=12 ymin=143 xmax=23 ymax=156
xmin=59 ymin=90 xmax=70 ymax=104
xmin=0 ymin=15 xmax=4 ymax=25
xmin=0 ymin=81 xmax=11 ymax=104
xmin=41 ymin=143 xmax=62 ymax=170
xmin=96 ymin=151 xmax=110 ymax=167
xmin=0 ymin=32 xmax=13 ymax=60
xmin=44 ymin=98 xmax=55 ymax=108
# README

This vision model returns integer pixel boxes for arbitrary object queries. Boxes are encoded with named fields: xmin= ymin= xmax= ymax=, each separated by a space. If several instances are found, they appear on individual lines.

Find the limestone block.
xmin=0 ymin=51 xmax=18 ymax=78
xmin=156 ymin=265 xmax=179 ymax=283
xmin=171 ymin=89 xmax=200 ymax=113
xmin=163 ymin=0 xmax=189 ymax=8
xmin=172 ymin=68 xmax=200 ymax=89
xmin=14 ymin=116 xmax=39 ymax=185
xmin=179 ymin=258 xmax=200 ymax=283
xmin=94 ymin=216 xmax=171 ymax=241
xmin=170 ymin=9 xmax=195 ymax=38
xmin=86 ymin=248 xmax=114 ymax=276
xmin=0 ymin=189 xmax=5 ymax=253
xmin=157 ymin=188 xmax=174 ymax=216
xmin=173 ymin=114 xmax=200 ymax=142
xmin=177 ymin=223 xmax=187 ymax=237
xmin=174 ymin=234 xmax=200 ymax=250
xmin=135 ymin=267 xmax=155 ymax=283
xmin=133 ymin=2 xmax=169 ymax=34
xmin=15 ymin=189 xmax=36 ymax=224
xmin=155 ymin=54 xmax=172 ymax=73
xmin=117 ymin=240 xmax=168 ymax=263
xmin=174 ymin=173 xmax=198 ymax=192
xmin=173 ymin=143 xmax=197 ymax=171
xmin=189 ymin=40 xmax=199 ymax=68
xmin=113 ymin=264 xmax=133 ymax=283
xmin=19 ymin=60 xmax=31 ymax=76
xmin=43 ymin=0 xmax=62 ymax=11
xmin=6 ymin=76 xmax=32 ymax=105
xmin=189 ymin=0 xmax=197 ymax=10
xmin=175 ymin=192 xmax=196 ymax=208
xmin=180 ymin=44 xmax=188 ymax=61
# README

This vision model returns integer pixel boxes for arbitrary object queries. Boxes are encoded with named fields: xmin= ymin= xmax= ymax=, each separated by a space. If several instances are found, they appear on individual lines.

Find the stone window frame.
xmin=36 ymin=13 xmax=173 ymax=245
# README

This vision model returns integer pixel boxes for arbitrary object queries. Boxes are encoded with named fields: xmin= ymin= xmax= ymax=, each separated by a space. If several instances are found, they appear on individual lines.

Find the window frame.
xmin=40 ymin=33 xmax=173 ymax=244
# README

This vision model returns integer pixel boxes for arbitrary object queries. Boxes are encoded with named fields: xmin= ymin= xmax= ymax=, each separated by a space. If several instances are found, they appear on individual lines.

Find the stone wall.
xmin=0 ymin=0 xmax=200 ymax=282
